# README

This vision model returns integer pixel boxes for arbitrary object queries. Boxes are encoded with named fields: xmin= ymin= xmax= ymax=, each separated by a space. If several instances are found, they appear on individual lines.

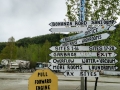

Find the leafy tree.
xmin=41 ymin=40 xmax=51 ymax=62
xmin=0 ymin=36 xmax=17 ymax=60
xmin=65 ymin=0 xmax=120 ymax=20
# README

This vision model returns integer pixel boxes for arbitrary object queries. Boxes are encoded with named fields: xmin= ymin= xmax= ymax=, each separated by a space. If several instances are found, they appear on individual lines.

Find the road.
xmin=0 ymin=72 xmax=120 ymax=90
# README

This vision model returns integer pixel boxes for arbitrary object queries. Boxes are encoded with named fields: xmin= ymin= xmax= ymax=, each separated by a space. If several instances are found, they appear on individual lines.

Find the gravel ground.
xmin=0 ymin=72 xmax=120 ymax=90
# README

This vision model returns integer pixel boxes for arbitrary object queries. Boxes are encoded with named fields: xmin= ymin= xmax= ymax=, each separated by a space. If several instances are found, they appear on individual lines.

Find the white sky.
xmin=0 ymin=0 xmax=120 ymax=42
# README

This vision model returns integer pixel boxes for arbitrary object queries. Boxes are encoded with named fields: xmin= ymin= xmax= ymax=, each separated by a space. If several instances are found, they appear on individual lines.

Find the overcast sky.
xmin=0 ymin=0 xmax=120 ymax=42
xmin=0 ymin=0 xmax=67 ymax=42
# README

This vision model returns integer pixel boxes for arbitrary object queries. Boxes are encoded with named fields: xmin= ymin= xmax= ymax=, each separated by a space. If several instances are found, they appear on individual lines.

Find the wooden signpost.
xmin=48 ymin=1 xmax=117 ymax=90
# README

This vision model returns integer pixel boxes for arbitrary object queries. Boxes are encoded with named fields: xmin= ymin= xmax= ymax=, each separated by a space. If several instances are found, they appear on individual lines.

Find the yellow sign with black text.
xmin=28 ymin=69 xmax=58 ymax=90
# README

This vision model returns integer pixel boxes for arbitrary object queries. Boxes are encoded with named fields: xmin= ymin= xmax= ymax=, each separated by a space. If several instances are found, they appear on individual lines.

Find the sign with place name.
xmin=49 ymin=58 xmax=118 ymax=64
xmin=28 ymin=69 xmax=58 ymax=90
xmin=49 ymin=64 xmax=117 ymax=71
xmin=49 ymin=52 xmax=117 ymax=58
xmin=60 ymin=33 xmax=109 ymax=46
xmin=49 ymin=46 xmax=117 ymax=51
xmin=64 ymin=70 xmax=99 ymax=77
xmin=60 ymin=25 xmax=116 ymax=42
xmin=49 ymin=20 xmax=116 ymax=27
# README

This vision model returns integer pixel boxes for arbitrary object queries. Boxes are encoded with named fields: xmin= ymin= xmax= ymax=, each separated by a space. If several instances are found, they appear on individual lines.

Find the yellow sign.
xmin=28 ymin=69 xmax=58 ymax=90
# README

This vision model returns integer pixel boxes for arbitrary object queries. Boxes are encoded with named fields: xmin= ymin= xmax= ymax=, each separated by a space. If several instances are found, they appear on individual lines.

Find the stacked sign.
xmin=49 ymin=20 xmax=117 ymax=77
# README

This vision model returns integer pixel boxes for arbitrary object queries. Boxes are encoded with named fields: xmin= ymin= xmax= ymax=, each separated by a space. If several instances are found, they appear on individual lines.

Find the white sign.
xmin=49 ymin=64 xmax=117 ymax=70
xmin=60 ymin=33 xmax=109 ymax=46
xmin=60 ymin=25 xmax=116 ymax=42
xmin=64 ymin=70 xmax=99 ymax=77
xmin=49 ymin=27 xmax=88 ymax=32
xmin=49 ymin=58 xmax=118 ymax=64
xmin=49 ymin=20 xmax=116 ymax=27
xmin=50 ymin=46 xmax=117 ymax=51
xmin=49 ymin=52 xmax=117 ymax=57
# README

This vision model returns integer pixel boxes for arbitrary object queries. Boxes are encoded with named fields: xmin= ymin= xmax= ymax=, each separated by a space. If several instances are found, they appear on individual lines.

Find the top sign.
xmin=28 ymin=69 xmax=58 ymax=90
xmin=49 ymin=20 xmax=116 ymax=27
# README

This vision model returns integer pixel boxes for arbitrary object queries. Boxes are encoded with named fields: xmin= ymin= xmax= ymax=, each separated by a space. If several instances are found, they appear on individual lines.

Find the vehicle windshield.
xmin=36 ymin=63 xmax=43 ymax=68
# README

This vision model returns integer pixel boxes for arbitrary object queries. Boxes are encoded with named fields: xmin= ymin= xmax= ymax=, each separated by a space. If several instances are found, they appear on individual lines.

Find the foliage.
xmin=0 ymin=37 xmax=17 ymax=60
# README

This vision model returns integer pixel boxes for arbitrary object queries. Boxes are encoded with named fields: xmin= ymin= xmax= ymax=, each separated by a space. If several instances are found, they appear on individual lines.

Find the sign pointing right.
xmin=60 ymin=33 xmax=110 ymax=46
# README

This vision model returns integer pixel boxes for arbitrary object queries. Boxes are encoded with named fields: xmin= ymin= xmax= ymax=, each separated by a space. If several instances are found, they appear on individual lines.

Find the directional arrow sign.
xmin=49 ymin=20 xmax=116 ymax=27
xmin=60 ymin=33 xmax=110 ymax=46
xmin=60 ymin=25 xmax=116 ymax=42
xmin=50 ymin=46 xmax=117 ymax=51
xmin=49 ymin=27 xmax=88 ymax=32
xmin=49 ymin=64 xmax=118 ymax=70
xmin=64 ymin=71 xmax=99 ymax=77
xmin=49 ymin=58 xmax=118 ymax=64
xmin=49 ymin=52 xmax=117 ymax=58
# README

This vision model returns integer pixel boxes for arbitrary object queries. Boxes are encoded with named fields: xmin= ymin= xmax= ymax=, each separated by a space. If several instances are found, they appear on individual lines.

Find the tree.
xmin=65 ymin=0 xmax=120 ymax=21
xmin=0 ymin=36 xmax=17 ymax=60
xmin=41 ymin=40 xmax=51 ymax=62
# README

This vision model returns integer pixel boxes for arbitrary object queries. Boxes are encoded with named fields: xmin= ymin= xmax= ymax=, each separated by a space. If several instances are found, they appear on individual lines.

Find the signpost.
xmin=49 ymin=58 xmax=118 ymax=64
xmin=48 ymin=64 xmax=117 ymax=71
xmin=60 ymin=25 xmax=116 ymax=42
xmin=60 ymin=33 xmax=110 ymax=46
xmin=50 ymin=46 xmax=117 ymax=51
xmin=49 ymin=25 xmax=116 ymax=32
xmin=49 ymin=52 xmax=117 ymax=58
xmin=28 ymin=69 xmax=58 ymax=90
xmin=64 ymin=70 xmax=99 ymax=77
xmin=49 ymin=20 xmax=116 ymax=27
